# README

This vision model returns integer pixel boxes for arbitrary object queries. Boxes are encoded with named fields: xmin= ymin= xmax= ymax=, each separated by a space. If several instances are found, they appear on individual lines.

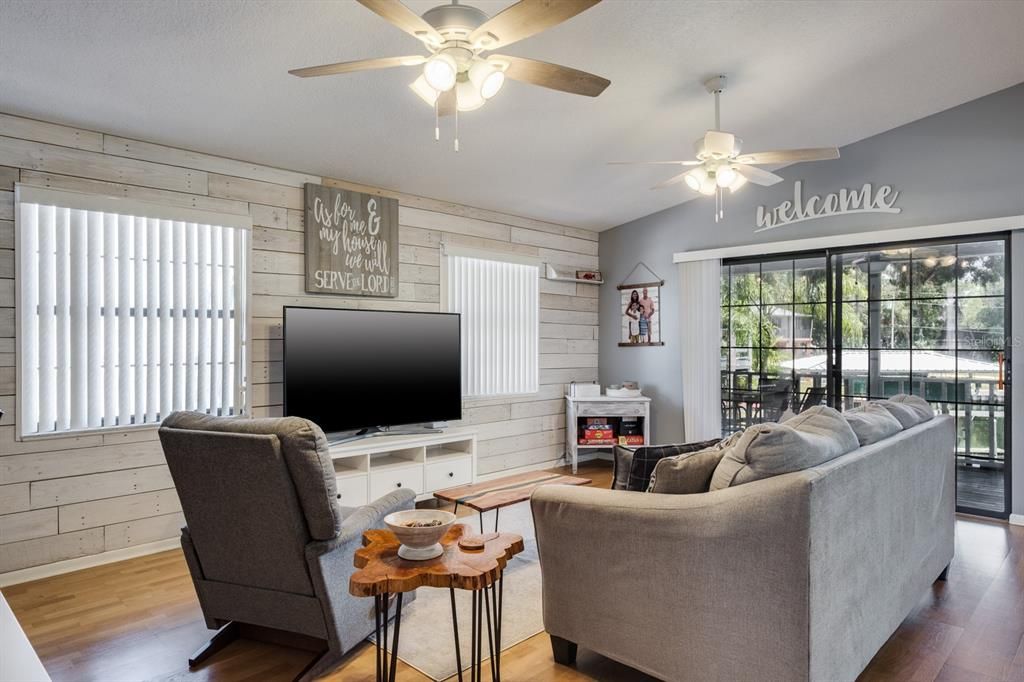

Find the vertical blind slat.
xmin=37 ymin=205 xmax=56 ymax=432
xmin=102 ymin=213 xmax=119 ymax=426
xmin=146 ymin=217 xmax=161 ymax=423
xmin=54 ymin=208 xmax=71 ymax=431
xmin=19 ymin=204 xmax=40 ymax=434
xmin=69 ymin=209 xmax=88 ymax=430
xmin=87 ymin=211 xmax=104 ymax=426
xmin=117 ymin=214 xmax=133 ymax=426
xmin=18 ymin=201 xmax=248 ymax=437
xmin=133 ymin=216 xmax=148 ymax=422
xmin=159 ymin=219 xmax=173 ymax=417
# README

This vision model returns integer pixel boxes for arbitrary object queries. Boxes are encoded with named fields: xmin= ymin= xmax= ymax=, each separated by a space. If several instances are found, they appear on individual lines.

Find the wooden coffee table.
xmin=350 ymin=524 xmax=524 ymax=682
xmin=433 ymin=470 xmax=592 ymax=532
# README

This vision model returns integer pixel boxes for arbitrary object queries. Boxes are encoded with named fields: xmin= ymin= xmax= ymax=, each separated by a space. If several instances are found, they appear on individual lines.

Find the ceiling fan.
xmin=289 ymin=0 xmax=611 ymax=150
xmin=612 ymin=75 xmax=840 ymax=221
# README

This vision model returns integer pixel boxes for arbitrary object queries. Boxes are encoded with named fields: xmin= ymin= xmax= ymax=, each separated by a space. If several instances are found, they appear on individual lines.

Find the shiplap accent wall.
xmin=0 ymin=112 xmax=599 ymax=575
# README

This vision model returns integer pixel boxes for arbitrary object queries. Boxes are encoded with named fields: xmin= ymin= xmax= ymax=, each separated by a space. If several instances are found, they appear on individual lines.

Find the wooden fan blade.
xmin=356 ymin=0 xmax=444 ymax=46
xmin=289 ymin=56 xmax=426 ymax=78
xmin=468 ymin=0 xmax=602 ymax=50
xmin=735 ymin=147 xmax=840 ymax=165
xmin=491 ymin=55 xmax=609 ymax=97
xmin=437 ymin=89 xmax=456 ymax=117
xmin=735 ymin=163 xmax=784 ymax=186
xmin=651 ymin=170 xmax=693 ymax=190
xmin=608 ymin=160 xmax=701 ymax=166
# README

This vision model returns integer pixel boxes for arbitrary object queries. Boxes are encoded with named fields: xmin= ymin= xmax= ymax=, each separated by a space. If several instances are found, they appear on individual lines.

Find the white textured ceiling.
xmin=1 ymin=0 xmax=1023 ymax=230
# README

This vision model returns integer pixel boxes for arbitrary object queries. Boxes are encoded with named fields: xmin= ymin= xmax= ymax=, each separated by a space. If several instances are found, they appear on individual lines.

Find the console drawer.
xmin=424 ymin=457 xmax=473 ymax=492
xmin=334 ymin=474 xmax=368 ymax=508
xmin=370 ymin=466 xmax=423 ymax=500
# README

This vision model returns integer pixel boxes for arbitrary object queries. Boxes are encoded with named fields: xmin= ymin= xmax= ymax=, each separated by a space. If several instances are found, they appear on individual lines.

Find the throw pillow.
xmin=888 ymin=394 xmax=935 ymax=422
xmin=843 ymin=402 xmax=903 ymax=445
xmin=874 ymin=395 xmax=933 ymax=429
xmin=611 ymin=445 xmax=635 ymax=490
xmin=624 ymin=438 xmax=722 ymax=492
xmin=709 ymin=405 xmax=859 ymax=490
xmin=647 ymin=445 xmax=728 ymax=494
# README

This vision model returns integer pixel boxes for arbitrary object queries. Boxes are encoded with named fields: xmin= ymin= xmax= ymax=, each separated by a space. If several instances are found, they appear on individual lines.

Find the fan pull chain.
xmin=434 ymin=98 xmax=440 ymax=141
xmin=454 ymin=105 xmax=460 ymax=152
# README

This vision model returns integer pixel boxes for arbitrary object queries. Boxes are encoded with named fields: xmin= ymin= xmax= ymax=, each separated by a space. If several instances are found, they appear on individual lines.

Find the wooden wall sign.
xmin=304 ymin=183 xmax=399 ymax=297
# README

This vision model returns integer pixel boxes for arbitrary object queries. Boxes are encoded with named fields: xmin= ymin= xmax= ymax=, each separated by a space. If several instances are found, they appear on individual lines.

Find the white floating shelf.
xmin=545 ymin=263 xmax=603 ymax=285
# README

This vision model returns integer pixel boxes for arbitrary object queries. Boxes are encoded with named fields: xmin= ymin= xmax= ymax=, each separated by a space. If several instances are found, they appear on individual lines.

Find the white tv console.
xmin=327 ymin=431 xmax=477 ymax=506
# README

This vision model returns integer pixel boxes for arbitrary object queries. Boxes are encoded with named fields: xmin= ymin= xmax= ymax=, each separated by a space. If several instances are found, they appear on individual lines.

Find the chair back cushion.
xmin=159 ymin=425 xmax=316 ymax=595
xmin=161 ymin=412 xmax=342 ymax=540
xmin=710 ymin=405 xmax=859 ymax=490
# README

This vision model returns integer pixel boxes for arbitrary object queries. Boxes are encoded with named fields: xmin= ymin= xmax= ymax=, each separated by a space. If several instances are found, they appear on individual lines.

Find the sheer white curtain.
xmin=678 ymin=258 xmax=722 ymax=441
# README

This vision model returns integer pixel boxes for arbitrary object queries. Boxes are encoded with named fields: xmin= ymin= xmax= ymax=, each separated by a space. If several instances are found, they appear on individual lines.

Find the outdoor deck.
xmin=957 ymin=465 xmax=1005 ymax=514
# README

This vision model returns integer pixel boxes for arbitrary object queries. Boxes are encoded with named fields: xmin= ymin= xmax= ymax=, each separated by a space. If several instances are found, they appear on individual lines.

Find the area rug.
xmin=368 ymin=501 xmax=543 ymax=681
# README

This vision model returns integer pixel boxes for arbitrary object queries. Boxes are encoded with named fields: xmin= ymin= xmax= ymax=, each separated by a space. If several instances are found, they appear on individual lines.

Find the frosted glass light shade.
xmin=469 ymin=60 xmax=504 ymax=99
xmin=423 ymin=53 xmax=457 ymax=92
xmin=456 ymin=80 xmax=485 ymax=111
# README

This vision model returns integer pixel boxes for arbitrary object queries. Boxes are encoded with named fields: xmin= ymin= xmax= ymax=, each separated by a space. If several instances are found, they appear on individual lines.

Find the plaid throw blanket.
xmin=615 ymin=439 xmax=722 ymax=492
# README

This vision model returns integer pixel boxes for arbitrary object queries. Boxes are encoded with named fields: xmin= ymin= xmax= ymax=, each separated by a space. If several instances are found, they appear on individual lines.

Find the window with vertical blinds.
xmin=444 ymin=251 xmax=539 ymax=397
xmin=17 ymin=186 xmax=250 ymax=438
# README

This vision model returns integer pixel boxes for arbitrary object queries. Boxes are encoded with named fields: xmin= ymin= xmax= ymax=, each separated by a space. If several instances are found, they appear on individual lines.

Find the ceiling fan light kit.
xmin=290 ymin=0 xmax=609 ymax=151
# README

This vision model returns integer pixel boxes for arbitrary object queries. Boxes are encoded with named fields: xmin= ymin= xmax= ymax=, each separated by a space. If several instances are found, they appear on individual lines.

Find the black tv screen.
xmin=282 ymin=307 xmax=462 ymax=433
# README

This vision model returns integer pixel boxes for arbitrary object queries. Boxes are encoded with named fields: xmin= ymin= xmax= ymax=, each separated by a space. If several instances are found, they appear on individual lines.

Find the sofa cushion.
xmin=709 ymin=405 xmax=860 ymax=490
xmin=874 ymin=395 xmax=932 ymax=429
xmin=647 ymin=445 xmax=728 ymax=494
xmin=622 ymin=438 xmax=723 ymax=492
xmin=843 ymin=402 xmax=904 ymax=445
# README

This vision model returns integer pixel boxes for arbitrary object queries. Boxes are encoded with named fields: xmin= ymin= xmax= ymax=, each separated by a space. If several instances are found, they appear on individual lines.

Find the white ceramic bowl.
xmin=384 ymin=509 xmax=457 ymax=561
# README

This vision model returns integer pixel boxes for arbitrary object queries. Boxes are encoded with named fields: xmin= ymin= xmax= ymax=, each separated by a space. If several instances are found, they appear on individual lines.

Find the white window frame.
xmin=440 ymin=243 xmax=540 ymax=399
xmin=14 ymin=184 xmax=253 ymax=441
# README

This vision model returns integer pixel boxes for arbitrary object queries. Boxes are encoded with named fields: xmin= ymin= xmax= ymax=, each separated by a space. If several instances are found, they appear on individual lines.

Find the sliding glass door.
xmin=720 ymin=234 xmax=1011 ymax=518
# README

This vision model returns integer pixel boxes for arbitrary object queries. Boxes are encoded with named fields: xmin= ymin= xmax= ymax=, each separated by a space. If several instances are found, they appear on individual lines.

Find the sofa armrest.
xmin=530 ymin=476 xmax=814 ymax=681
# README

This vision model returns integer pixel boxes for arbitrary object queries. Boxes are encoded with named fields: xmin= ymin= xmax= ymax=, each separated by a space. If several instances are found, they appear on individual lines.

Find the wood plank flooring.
xmin=2 ymin=460 xmax=1022 ymax=682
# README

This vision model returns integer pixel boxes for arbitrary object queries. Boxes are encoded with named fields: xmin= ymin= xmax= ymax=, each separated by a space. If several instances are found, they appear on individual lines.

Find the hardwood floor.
xmin=3 ymin=459 xmax=1022 ymax=682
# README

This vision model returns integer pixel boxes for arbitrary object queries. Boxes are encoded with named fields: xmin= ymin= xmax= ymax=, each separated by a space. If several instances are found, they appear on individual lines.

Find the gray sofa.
xmin=159 ymin=412 xmax=415 ymax=681
xmin=531 ymin=415 xmax=955 ymax=682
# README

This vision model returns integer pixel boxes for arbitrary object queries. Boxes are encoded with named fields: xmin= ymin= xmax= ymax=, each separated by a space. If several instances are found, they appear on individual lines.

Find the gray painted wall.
xmin=599 ymin=83 xmax=1024 ymax=515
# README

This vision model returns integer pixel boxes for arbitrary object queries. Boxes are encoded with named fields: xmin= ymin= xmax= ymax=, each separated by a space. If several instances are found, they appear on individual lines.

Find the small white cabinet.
xmin=328 ymin=431 xmax=477 ymax=503
xmin=565 ymin=395 xmax=652 ymax=474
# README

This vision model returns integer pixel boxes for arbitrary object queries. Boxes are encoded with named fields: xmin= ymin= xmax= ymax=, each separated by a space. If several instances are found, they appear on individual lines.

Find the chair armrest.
xmin=309 ymin=488 xmax=416 ymax=555
xmin=304 ymin=488 xmax=416 ymax=654
xmin=529 ymin=477 xmax=814 ymax=680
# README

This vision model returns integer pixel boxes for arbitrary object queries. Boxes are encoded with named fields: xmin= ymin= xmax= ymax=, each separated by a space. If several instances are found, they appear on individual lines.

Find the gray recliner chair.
xmin=159 ymin=411 xmax=415 ymax=680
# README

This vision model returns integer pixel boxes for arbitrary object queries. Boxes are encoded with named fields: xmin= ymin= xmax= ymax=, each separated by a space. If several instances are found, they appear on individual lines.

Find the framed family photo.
xmin=618 ymin=280 xmax=664 ymax=347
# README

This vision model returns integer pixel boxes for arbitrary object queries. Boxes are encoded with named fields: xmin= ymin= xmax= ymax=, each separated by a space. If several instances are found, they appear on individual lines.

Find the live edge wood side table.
xmin=350 ymin=524 xmax=525 ymax=682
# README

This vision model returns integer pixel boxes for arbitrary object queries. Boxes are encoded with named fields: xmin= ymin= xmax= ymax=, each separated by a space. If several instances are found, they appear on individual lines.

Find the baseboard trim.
xmin=1010 ymin=514 xmax=1024 ymax=527
xmin=0 ymin=538 xmax=180 ymax=588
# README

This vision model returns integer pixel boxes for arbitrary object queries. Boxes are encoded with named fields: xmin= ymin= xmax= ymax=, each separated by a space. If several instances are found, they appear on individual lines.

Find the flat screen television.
xmin=282 ymin=307 xmax=462 ymax=435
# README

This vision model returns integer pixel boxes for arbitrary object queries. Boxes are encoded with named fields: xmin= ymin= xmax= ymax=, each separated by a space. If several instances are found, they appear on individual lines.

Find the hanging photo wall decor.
xmin=304 ymin=182 xmax=399 ymax=297
xmin=618 ymin=262 xmax=665 ymax=347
